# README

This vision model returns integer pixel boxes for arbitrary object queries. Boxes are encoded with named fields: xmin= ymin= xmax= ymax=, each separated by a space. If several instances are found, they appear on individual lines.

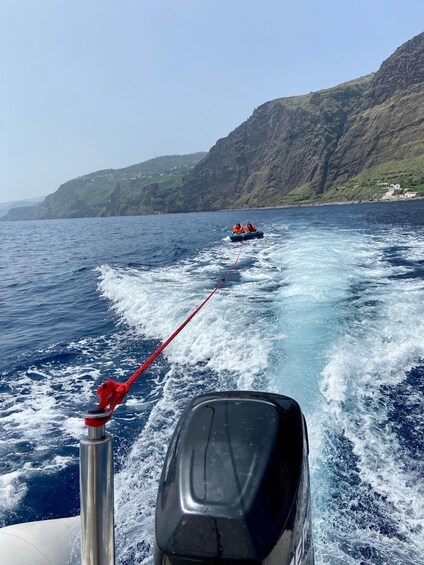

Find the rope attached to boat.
xmin=85 ymin=244 xmax=243 ymax=426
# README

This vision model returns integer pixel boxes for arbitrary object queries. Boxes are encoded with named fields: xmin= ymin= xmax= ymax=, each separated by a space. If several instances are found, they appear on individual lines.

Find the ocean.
xmin=1 ymin=201 xmax=423 ymax=564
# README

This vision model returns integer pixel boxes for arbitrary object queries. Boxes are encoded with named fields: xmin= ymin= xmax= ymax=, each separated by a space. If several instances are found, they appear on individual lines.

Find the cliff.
xmin=175 ymin=31 xmax=424 ymax=210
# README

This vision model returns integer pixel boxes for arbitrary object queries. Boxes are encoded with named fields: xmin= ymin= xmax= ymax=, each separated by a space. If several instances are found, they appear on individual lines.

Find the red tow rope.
xmin=85 ymin=245 xmax=242 ymax=426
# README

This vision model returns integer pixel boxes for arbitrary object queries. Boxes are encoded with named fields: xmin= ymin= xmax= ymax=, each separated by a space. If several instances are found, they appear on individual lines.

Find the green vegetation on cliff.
xmin=324 ymin=156 xmax=424 ymax=200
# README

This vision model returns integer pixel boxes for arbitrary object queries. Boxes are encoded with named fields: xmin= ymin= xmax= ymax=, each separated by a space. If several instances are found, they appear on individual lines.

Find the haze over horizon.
xmin=1 ymin=0 xmax=424 ymax=204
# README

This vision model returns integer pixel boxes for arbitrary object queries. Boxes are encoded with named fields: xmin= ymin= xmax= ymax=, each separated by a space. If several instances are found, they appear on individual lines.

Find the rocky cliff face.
xmin=365 ymin=32 xmax=424 ymax=107
xmin=175 ymin=31 xmax=424 ymax=211
xmin=326 ymin=33 xmax=424 ymax=187
xmin=175 ymin=78 xmax=371 ymax=211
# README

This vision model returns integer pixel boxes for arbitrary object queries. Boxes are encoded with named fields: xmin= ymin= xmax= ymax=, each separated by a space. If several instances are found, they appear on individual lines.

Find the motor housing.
xmin=155 ymin=391 xmax=314 ymax=564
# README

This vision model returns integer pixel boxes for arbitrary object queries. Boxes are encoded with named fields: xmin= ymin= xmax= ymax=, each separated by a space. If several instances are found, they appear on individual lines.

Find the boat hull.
xmin=0 ymin=516 xmax=80 ymax=565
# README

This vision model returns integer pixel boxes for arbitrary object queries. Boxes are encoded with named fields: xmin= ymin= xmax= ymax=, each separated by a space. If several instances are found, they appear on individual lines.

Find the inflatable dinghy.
xmin=229 ymin=230 xmax=264 ymax=242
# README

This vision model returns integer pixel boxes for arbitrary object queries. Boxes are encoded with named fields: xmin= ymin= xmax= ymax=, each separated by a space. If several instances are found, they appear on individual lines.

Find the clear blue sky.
xmin=1 ymin=0 xmax=423 ymax=203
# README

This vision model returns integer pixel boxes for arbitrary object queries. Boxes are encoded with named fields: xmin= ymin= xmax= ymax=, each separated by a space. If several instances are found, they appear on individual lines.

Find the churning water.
xmin=1 ymin=201 xmax=423 ymax=564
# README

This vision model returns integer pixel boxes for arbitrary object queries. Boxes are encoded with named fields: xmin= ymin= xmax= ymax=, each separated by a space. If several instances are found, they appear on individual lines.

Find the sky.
xmin=1 ymin=1 xmax=424 ymax=203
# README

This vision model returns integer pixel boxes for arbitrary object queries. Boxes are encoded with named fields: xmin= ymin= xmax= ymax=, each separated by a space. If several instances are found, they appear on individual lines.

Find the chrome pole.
xmin=80 ymin=407 xmax=115 ymax=565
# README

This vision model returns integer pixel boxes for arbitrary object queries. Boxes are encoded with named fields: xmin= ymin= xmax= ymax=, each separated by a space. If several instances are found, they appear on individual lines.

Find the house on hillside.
xmin=381 ymin=183 xmax=417 ymax=200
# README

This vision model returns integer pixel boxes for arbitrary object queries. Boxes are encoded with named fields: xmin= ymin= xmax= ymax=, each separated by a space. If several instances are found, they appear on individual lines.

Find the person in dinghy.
xmin=229 ymin=222 xmax=264 ymax=241
xmin=232 ymin=223 xmax=245 ymax=234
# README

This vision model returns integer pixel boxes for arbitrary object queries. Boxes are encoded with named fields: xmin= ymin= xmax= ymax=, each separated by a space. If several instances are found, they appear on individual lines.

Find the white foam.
xmin=0 ymin=472 xmax=28 ymax=515
xmin=316 ymin=231 xmax=424 ymax=561
xmin=319 ymin=288 xmax=424 ymax=544
xmin=97 ymin=243 xmax=278 ymax=388
xmin=0 ymin=335 xmax=132 ymax=516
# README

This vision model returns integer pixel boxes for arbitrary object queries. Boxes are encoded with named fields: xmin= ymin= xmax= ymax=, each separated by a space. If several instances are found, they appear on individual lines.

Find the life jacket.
xmin=245 ymin=224 xmax=257 ymax=232
xmin=233 ymin=225 xmax=244 ymax=234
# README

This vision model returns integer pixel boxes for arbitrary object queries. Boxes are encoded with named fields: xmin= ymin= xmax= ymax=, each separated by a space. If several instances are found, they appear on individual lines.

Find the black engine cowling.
xmin=154 ymin=391 xmax=314 ymax=564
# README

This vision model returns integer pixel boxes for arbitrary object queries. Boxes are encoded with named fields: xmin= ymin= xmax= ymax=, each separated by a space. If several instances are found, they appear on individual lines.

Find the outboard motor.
xmin=155 ymin=391 xmax=314 ymax=564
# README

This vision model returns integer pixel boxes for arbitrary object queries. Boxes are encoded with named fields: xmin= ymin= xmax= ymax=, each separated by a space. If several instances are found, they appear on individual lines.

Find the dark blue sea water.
xmin=1 ymin=201 xmax=423 ymax=564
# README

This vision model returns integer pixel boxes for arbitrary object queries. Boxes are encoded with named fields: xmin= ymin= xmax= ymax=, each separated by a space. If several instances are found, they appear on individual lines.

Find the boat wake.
xmin=1 ymin=211 xmax=423 ymax=565
xmin=96 ymin=223 xmax=424 ymax=564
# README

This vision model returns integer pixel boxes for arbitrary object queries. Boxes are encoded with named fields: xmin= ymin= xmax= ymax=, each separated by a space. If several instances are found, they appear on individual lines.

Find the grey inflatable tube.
xmin=0 ymin=516 xmax=80 ymax=565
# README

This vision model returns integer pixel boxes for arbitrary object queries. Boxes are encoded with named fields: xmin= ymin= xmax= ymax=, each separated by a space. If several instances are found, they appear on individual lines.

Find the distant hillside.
xmin=0 ymin=195 xmax=45 ymax=218
xmin=0 ymin=153 xmax=206 ymax=221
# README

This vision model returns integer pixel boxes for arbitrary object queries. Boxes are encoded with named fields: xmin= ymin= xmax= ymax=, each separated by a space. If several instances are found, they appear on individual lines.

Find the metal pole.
xmin=80 ymin=408 xmax=115 ymax=565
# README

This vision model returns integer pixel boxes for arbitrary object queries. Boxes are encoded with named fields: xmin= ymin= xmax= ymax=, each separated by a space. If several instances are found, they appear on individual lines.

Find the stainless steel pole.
xmin=80 ymin=408 xmax=115 ymax=565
